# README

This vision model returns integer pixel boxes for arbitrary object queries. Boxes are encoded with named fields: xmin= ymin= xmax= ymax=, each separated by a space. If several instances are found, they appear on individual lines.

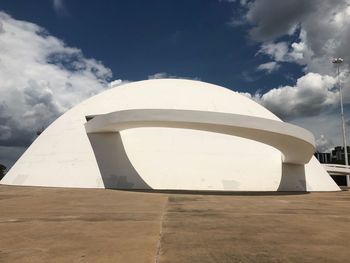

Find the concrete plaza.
xmin=0 ymin=185 xmax=349 ymax=262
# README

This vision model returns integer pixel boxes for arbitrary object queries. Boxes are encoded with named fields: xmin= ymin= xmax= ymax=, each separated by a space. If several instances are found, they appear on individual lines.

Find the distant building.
xmin=331 ymin=146 xmax=350 ymax=164
xmin=315 ymin=146 xmax=350 ymax=186
xmin=314 ymin=146 xmax=350 ymax=165
xmin=314 ymin=152 xmax=332 ymax=164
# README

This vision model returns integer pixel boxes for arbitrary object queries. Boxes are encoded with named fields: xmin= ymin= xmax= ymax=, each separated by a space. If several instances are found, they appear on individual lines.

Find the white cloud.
xmin=291 ymin=113 xmax=344 ymax=152
xmin=0 ymin=11 xmax=115 ymax=167
xmin=242 ymin=72 xmax=345 ymax=149
xmin=242 ymin=0 xmax=350 ymax=79
xmin=148 ymin=72 xmax=200 ymax=80
xmin=108 ymin=79 xmax=129 ymax=88
xmin=245 ymin=0 xmax=316 ymax=42
xmin=148 ymin=72 xmax=170 ymax=79
xmin=257 ymin=40 xmax=314 ymax=66
xmin=258 ymin=42 xmax=289 ymax=62
xmin=316 ymin=135 xmax=334 ymax=153
xmin=257 ymin=61 xmax=280 ymax=73
xmin=253 ymin=73 xmax=337 ymax=119
xmin=228 ymin=0 xmax=350 ymax=149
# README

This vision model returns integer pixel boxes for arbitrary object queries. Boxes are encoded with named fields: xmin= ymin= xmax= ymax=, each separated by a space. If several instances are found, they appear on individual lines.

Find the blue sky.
xmin=0 ymin=0 xmax=302 ymax=91
xmin=1 ymin=0 xmax=350 ymax=167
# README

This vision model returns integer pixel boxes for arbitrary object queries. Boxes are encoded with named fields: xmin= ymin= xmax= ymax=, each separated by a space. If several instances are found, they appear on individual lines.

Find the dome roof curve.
xmin=1 ymin=79 xmax=339 ymax=191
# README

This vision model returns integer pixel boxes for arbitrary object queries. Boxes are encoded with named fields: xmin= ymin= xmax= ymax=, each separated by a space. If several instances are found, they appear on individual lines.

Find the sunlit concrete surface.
xmin=0 ymin=185 xmax=349 ymax=263
xmin=323 ymin=163 xmax=350 ymax=176
xmin=85 ymin=109 xmax=316 ymax=165
xmin=1 ymin=79 xmax=340 ymax=191
xmin=0 ymin=186 xmax=167 ymax=263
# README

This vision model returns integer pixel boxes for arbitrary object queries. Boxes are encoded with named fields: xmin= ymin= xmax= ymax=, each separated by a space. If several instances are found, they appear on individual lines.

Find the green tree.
xmin=0 ymin=164 xmax=6 ymax=180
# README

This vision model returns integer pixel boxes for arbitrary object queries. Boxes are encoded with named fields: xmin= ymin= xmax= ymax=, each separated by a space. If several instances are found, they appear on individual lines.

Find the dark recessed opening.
xmin=85 ymin=115 xmax=95 ymax=122
xmin=331 ymin=175 xmax=347 ymax=186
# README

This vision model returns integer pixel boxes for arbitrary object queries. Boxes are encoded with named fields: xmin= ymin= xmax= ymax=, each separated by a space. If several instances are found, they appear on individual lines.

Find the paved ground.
xmin=0 ymin=186 xmax=349 ymax=262
xmin=0 ymin=186 xmax=167 ymax=263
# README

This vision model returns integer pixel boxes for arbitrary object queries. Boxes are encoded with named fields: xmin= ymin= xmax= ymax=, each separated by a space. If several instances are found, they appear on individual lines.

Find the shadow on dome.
xmin=87 ymin=132 xmax=151 ymax=190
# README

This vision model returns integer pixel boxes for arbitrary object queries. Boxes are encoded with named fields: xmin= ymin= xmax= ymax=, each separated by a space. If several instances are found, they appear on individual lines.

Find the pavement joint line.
xmin=155 ymin=196 xmax=168 ymax=263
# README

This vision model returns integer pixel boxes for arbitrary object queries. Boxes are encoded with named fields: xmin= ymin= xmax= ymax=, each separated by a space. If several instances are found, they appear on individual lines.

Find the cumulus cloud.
xmin=257 ymin=42 xmax=290 ymax=62
xmin=108 ymin=79 xmax=129 ymax=88
xmin=242 ymin=0 xmax=350 ymax=76
xmin=148 ymin=72 xmax=200 ymax=80
xmin=253 ymin=73 xmax=337 ymax=119
xmin=289 ymin=111 xmax=345 ymax=148
xmin=245 ymin=0 xmax=316 ymax=42
xmin=0 ymin=11 xmax=116 ymax=167
xmin=316 ymin=135 xmax=334 ymax=153
xmin=226 ymin=0 xmax=350 ymax=149
xmin=257 ymin=61 xmax=280 ymax=73
xmin=148 ymin=72 xmax=170 ymax=79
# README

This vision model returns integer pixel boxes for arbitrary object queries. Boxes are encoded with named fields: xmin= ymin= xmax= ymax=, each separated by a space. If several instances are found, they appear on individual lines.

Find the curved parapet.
xmin=85 ymin=109 xmax=315 ymax=165
xmin=323 ymin=164 xmax=350 ymax=176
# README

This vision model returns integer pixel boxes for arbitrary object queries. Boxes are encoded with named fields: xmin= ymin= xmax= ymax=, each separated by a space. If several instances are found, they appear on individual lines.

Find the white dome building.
xmin=1 ymin=79 xmax=340 ymax=191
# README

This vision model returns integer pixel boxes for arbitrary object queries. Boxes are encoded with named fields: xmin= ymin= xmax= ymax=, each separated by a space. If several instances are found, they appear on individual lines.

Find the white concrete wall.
xmin=1 ymin=79 xmax=340 ymax=191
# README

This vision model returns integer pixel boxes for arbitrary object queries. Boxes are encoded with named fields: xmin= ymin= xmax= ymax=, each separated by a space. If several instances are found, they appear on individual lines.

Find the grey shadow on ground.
xmin=87 ymin=132 xmax=151 ymax=190
xmin=117 ymin=189 xmax=309 ymax=196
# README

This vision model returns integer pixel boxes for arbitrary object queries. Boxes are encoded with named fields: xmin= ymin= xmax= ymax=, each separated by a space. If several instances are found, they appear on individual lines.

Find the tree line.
xmin=0 ymin=164 xmax=6 ymax=180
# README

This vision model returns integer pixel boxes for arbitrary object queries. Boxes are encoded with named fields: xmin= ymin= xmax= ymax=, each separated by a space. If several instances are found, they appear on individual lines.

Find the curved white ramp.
xmin=85 ymin=109 xmax=315 ymax=165
xmin=323 ymin=164 xmax=350 ymax=175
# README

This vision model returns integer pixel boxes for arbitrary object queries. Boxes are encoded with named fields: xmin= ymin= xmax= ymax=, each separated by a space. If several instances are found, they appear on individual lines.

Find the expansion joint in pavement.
xmin=155 ymin=196 xmax=168 ymax=263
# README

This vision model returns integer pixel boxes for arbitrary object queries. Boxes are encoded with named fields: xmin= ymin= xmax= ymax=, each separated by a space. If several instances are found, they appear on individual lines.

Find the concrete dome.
xmin=1 ymin=79 xmax=340 ymax=191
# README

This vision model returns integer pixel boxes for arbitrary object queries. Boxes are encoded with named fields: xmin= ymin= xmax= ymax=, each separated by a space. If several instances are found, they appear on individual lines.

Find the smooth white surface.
xmin=1 ymin=79 xmax=340 ymax=191
xmin=323 ymin=164 xmax=350 ymax=176
xmin=85 ymin=109 xmax=315 ymax=164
